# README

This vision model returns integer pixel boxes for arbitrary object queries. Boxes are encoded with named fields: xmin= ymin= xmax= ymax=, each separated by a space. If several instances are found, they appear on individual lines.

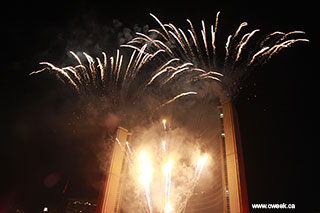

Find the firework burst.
xmin=30 ymin=48 xmax=151 ymax=95
xmin=30 ymin=46 xmax=199 ymax=120
xmin=122 ymin=12 xmax=308 ymax=98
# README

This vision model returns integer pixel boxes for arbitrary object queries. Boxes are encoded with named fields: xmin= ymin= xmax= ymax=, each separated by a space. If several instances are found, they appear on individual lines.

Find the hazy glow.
xmin=138 ymin=151 xmax=153 ymax=185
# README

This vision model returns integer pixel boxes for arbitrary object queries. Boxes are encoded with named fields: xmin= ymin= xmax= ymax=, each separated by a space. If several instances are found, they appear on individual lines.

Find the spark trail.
xmin=158 ymin=91 xmax=198 ymax=109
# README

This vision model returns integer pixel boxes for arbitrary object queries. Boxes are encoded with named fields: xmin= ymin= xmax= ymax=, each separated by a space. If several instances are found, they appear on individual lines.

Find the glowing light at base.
xmin=137 ymin=151 xmax=153 ymax=212
xmin=138 ymin=151 xmax=153 ymax=185
xmin=123 ymin=120 xmax=210 ymax=213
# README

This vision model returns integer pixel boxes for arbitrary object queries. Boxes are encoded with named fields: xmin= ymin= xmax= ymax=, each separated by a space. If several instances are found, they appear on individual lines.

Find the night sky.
xmin=1 ymin=1 xmax=317 ymax=212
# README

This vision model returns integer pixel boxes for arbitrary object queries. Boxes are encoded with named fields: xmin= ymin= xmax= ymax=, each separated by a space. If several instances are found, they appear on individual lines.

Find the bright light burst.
xmin=138 ymin=151 xmax=153 ymax=185
xmin=123 ymin=119 xmax=209 ymax=213
xmin=137 ymin=151 xmax=153 ymax=213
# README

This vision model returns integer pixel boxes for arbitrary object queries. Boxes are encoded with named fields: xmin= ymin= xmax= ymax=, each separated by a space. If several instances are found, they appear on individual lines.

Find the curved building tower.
xmin=184 ymin=100 xmax=249 ymax=213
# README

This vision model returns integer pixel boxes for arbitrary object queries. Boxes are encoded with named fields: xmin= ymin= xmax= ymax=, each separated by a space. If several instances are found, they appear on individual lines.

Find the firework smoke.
xmin=121 ymin=119 xmax=216 ymax=213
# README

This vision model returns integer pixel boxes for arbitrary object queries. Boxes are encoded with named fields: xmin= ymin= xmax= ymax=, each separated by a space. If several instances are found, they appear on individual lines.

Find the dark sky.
xmin=1 ymin=1 xmax=317 ymax=212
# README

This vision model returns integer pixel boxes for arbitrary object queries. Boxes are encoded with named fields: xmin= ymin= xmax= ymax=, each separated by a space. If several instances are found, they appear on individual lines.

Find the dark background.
xmin=1 ymin=1 xmax=317 ymax=212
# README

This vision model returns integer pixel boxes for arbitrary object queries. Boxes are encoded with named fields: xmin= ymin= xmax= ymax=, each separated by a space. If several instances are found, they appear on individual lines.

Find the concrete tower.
xmin=96 ymin=126 xmax=132 ymax=213
xmin=219 ymin=101 xmax=249 ymax=213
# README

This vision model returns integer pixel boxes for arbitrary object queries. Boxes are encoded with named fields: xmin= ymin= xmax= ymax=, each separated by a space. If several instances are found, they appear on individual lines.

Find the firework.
xmin=138 ymin=151 xmax=153 ymax=184
xmin=162 ymin=119 xmax=167 ymax=131
xmin=137 ymin=151 xmax=153 ymax=212
xmin=32 ymin=11 xmax=308 ymax=105
xmin=162 ymin=141 xmax=166 ymax=152
xmin=124 ymin=12 xmax=308 ymax=97
xmin=31 ymin=48 xmax=199 ymax=117
xmin=126 ymin=141 xmax=133 ymax=156
xmin=195 ymin=154 xmax=208 ymax=180
xmin=158 ymin=91 xmax=198 ymax=109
